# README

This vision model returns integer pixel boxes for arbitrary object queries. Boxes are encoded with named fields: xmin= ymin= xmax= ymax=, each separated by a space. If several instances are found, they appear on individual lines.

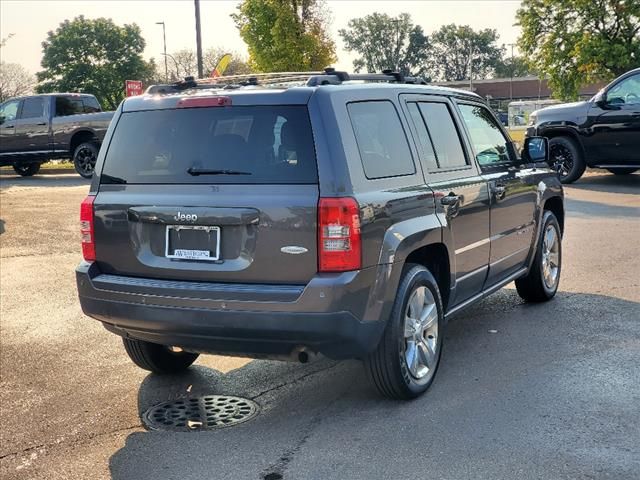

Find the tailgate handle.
xmin=127 ymin=207 xmax=260 ymax=226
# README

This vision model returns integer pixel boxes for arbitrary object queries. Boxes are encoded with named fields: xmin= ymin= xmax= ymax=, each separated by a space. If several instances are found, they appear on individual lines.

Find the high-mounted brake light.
xmin=177 ymin=96 xmax=232 ymax=108
xmin=318 ymin=197 xmax=361 ymax=272
xmin=80 ymin=195 xmax=96 ymax=261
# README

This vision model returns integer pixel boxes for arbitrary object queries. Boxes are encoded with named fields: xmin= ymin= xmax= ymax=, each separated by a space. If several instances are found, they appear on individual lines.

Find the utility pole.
xmin=156 ymin=21 xmax=168 ymax=82
xmin=194 ymin=0 xmax=203 ymax=78
xmin=507 ymin=43 xmax=516 ymax=101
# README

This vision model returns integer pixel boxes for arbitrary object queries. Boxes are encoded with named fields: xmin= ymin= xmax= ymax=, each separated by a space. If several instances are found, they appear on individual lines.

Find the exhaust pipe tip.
xmin=298 ymin=350 xmax=309 ymax=363
xmin=291 ymin=346 xmax=318 ymax=364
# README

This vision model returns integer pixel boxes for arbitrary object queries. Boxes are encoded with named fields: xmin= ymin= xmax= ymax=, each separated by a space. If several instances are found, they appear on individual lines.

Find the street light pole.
xmin=156 ymin=22 xmax=168 ymax=82
xmin=194 ymin=0 xmax=204 ymax=78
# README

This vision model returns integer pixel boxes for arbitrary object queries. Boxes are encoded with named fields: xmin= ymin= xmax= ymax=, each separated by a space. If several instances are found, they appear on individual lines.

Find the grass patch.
xmin=41 ymin=160 xmax=74 ymax=170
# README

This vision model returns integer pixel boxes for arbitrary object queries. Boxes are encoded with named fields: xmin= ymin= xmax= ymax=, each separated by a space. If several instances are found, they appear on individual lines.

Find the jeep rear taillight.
xmin=318 ymin=197 xmax=361 ymax=272
xmin=80 ymin=195 xmax=96 ymax=261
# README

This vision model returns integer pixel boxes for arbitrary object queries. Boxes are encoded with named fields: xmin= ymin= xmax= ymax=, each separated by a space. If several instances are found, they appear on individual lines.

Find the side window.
xmin=418 ymin=102 xmax=468 ymax=170
xmin=348 ymin=101 xmax=415 ymax=179
xmin=407 ymin=102 xmax=438 ymax=170
xmin=607 ymin=74 xmax=640 ymax=105
xmin=458 ymin=104 xmax=511 ymax=167
xmin=82 ymin=97 xmax=101 ymax=113
xmin=55 ymin=96 xmax=83 ymax=117
xmin=0 ymin=100 xmax=21 ymax=123
xmin=19 ymin=98 xmax=45 ymax=119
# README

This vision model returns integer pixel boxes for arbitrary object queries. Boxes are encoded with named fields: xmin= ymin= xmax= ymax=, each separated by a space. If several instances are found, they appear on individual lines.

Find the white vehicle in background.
xmin=507 ymin=99 xmax=560 ymax=144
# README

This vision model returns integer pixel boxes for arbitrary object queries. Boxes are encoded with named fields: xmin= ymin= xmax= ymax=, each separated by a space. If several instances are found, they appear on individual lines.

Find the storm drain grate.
xmin=143 ymin=395 xmax=259 ymax=431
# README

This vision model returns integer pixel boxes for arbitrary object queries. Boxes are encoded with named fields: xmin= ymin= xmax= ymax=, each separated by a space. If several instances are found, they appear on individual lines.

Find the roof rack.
xmin=145 ymin=68 xmax=428 ymax=94
xmin=306 ymin=68 xmax=428 ymax=86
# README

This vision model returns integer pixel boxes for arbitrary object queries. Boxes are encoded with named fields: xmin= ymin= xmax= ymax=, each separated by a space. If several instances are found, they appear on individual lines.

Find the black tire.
xmin=12 ymin=162 xmax=41 ymax=177
xmin=515 ymin=211 xmax=562 ymax=303
xmin=73 ymin=142 xmax=99 ymax=178
xmin=365 ymin=264 xmax=444 ymax=400
xmin=548 ymin=136 xmax=585 ymax=184
xmin=122 ymin=338 xmax=199 ymax=374
xmin=606 ymin=168 xmax=638 ymax=175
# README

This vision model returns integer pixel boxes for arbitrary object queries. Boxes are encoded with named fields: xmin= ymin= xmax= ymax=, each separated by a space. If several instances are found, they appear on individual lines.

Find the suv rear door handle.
xmin=440 ymin=194 xmax=460 ymax=206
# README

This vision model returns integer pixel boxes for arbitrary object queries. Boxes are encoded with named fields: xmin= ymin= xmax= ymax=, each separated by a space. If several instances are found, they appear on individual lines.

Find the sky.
xmin=0 ymin=0 xmax=522 ymax=75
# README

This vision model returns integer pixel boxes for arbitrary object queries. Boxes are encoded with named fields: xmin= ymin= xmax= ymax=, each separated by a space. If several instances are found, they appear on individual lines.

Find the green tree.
xmin=494 ymin=55 xmax=536 ymax=78
xmin=339 ymin=13 xmax=431 ymax=78
xmin=430 ymin=24 xmax=505 ymax=81
xmin=36 ymin=16 xmax=155 ymax=109
xmin=232 ymin=0 xmax=336 ymax=72
xmin=517 ymin=0 xmax=640 ymax=100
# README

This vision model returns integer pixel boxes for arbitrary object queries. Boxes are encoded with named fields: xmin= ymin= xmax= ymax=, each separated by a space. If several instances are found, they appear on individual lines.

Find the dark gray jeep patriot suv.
xmin=76 ymin=70 xmax=564 ymax=399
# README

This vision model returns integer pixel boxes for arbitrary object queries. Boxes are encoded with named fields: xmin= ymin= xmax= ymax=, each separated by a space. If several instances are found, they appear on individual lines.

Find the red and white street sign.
xmin=125 ymin=80 xmax=143 ymax=97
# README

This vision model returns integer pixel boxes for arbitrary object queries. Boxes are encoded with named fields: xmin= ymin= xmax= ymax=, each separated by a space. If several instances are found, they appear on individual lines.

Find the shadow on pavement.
xmin=565 ymin=196 xmax=640 ymax=218
xmin=109 ymin=290 xmax=640 ymax=480
xmin=570 ymin=171 xmax=639 ymax=194
xmin=0 ymin=173 xmax=89 ymax=189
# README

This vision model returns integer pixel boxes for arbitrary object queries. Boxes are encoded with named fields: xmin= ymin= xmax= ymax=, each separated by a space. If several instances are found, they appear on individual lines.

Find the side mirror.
xmin=594 ymin=89 xmax=609 ymax=109
xmin=0 ymin=115 xmax=5 ymax=125
xmin=521 ymin=136 xmax=548 ymax=164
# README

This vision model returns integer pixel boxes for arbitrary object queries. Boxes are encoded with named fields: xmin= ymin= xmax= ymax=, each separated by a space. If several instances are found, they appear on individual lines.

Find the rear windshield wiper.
xmin=187 ymin=167 xmax=252 ymax=176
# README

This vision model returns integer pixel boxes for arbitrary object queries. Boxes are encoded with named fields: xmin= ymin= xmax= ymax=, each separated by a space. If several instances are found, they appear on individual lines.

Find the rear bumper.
xmin=76 ymin=262 xmax=391 ymax=359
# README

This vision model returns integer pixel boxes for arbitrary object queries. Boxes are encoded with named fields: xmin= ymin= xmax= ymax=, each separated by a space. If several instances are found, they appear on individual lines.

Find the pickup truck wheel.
xmin=515 ymin=211 xmax=562 ymax=302
xmin=606 ymin=168 xmax=638 ymax=175
xmin=365 ymin=264 xmax=443 ymax=400
xmin=548 ymin=136 xmax=585 ymax=184
xmin=12 ymin=163 xmax=41 ymax=177
xmin=73 ymin=142 xmax=99 ymax=178
xmin=122 ymin=338 xmax=199 ymax=373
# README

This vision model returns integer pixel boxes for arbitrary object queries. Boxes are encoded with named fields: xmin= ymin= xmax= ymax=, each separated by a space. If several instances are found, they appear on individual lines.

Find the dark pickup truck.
xmin=0 ymin=93 xmax=113 ymax=177
xmin=527 ymin=68 xmax=640 ymax=183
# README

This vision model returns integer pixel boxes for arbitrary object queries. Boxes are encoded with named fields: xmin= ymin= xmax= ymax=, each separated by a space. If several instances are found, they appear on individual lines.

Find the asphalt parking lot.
xmin=1 ymin=171 xmax=639 ymax=480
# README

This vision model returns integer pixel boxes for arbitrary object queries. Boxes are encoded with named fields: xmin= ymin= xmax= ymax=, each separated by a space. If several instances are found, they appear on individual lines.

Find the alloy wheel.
xmin=75 ymin=146 xmax=97 ymax=176
xmin=549 ymin=144 xmax=574 ymax=179
xmin=403 ymin=286 xmax=439 ymax=380
xmin=541 ymin=224 xmax=560 ymax=290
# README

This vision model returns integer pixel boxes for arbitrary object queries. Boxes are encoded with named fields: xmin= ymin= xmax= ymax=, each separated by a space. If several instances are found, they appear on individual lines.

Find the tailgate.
xmin=93 ymin=184 xmax=318 ymax=284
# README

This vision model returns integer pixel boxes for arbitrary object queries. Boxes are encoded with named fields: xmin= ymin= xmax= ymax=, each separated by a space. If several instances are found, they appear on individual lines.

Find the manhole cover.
xmin=143 ymin=395 xmax=259 ymax=431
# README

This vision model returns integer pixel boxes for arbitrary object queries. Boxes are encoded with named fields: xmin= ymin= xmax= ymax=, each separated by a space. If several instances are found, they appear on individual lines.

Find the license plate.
xmin=165 ymin=225 xmax=220 ymax=261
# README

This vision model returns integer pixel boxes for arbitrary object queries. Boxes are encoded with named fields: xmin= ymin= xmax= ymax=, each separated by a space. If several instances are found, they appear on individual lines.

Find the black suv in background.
xmin=76 ymin=71 xmax=564 ymax=399
xmin=527 ymin=68 xmax=640 ymax=183
xmin=0 ymin=93 xmax=113 ymax=177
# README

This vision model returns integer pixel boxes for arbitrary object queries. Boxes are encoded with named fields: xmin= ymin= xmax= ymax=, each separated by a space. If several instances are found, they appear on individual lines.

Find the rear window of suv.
xmin=101 ymin=105 xmax=317 ymax=184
